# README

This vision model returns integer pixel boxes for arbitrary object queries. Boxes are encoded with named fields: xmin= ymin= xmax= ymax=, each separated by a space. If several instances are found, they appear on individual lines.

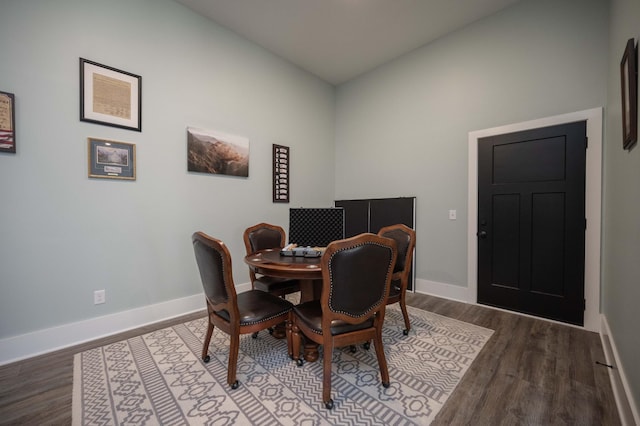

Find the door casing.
xmin=468 ymin=108 xmax=602 ymax=332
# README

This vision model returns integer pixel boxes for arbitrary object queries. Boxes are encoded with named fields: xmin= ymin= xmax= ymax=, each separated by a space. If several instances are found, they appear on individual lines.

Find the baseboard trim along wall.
xmin=414 ymin=278 xmax=471 ymax=303
xmin=0 ymin=294 xmax=205 ymax=366
xmin=600 ymin=314 xmax=640 ymax=426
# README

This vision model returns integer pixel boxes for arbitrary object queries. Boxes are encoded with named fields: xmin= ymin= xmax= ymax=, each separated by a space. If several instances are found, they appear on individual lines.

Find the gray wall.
xmin=335 ymin=0 xmax=609 ymax=289
xmin=0 ymin=0 xmax=336 ymax=338
xmin=334 ymin=0 xmax=639 ymax=410
xmin=604 ymin=0 xmax=640 ymax=410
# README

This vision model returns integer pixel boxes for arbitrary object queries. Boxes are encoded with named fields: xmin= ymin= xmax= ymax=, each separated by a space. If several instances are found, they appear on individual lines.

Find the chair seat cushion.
xmin=293 ymin=301 xmax=373 ymax=336
xmin=254 ymin=276 xmax=300 ymax=294
xmin=215 ymin=290 xmax=292 ymax=326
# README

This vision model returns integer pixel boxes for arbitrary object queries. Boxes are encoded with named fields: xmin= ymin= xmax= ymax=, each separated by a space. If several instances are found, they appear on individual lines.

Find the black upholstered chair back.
xmin=244 ymin=223 xmax=286 ymax=253
xmin=379 ymin=226 xmax=412 ymax=273
xmin=192 ymin=231 xmax=236 ymax=306
xmin=243 ymin=223 xmax=300 ymax=297
xmin=376 ymin=224 xmax=416 ymax=335
xmin=325 ymin=240 xmax=395 ymax=318
xmin=321 ymin=233 xmax=397 ymax=322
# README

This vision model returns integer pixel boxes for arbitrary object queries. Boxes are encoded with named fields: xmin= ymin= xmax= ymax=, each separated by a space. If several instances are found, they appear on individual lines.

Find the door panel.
xmin=493 ymin=136 xmax=566 ymax=183
xmin=492 ymin=194 xmax=520 ymax=288
xmin=531 ymin=193 xmax=565 ymax=296
xmin=478 ymin=121 xmax=586 ymax=325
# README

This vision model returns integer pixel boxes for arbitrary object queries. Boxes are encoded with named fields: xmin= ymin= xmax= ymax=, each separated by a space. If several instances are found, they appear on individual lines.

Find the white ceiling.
xmin=175 ymin=0 xmax=521 ymax=85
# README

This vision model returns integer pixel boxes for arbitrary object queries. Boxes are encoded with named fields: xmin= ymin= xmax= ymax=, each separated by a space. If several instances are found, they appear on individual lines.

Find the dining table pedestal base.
xmin=244 ymin=251 xmax=324 ymax=362
xmin=272 ymin=322 xmax=287 ymax=339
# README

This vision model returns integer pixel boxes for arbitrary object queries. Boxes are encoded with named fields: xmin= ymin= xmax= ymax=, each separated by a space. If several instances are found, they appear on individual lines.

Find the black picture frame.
xmin=80 ymin=58 xmax=142 ymax=132
xmin=621 ymin=38 xmax=637 ymax=150
xmin=0 ymin=91 xmax=16 ymax=154
xmin=88 ymin=137 xmax=136 ymax=180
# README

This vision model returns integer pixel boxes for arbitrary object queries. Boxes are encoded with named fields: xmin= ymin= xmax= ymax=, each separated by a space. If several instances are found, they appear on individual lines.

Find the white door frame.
xmin=467 ymin=108 xmax=602 ymax=332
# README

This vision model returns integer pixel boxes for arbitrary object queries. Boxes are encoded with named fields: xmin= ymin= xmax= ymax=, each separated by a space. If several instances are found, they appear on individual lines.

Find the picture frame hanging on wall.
xmin=620 ymin=38 xmax=637 ymax=150
xmin=186 ymin=127 xmax=249 ymax=177
xmin=0 ymin=90 xmax=16 ymax=154
xmin=80 ymin=58 xmax=142 ymax=132
xmin=88 ymin=137 xmax=136 ymax=180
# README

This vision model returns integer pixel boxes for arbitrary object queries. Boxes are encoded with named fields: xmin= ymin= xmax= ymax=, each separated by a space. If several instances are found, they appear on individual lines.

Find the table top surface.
xmin=244 ymin=248 xmax=323 ymax=280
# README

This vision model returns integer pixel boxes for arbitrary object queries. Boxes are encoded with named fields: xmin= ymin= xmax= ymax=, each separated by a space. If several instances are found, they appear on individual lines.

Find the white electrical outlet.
xmin=94 ymin=289 xmax=106 ymax=305
xmin=449 ymin=209 xmax=457 ymax=220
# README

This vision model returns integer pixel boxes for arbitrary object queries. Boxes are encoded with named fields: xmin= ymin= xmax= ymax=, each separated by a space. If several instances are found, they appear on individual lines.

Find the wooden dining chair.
xmin=243 ymin=223 xmax=301 ymax=298
xmin=289 ymin=233 xmax=397 ymax=409
xmin=377 ymin=224 xmax=416 ymax=335
xmin=192 ymin=231 xmax=293 ymax=389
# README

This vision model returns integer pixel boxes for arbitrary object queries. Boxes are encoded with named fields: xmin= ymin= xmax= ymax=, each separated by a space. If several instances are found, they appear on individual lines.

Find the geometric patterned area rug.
xmin=72 ymin=303 xmax=493 ymax=425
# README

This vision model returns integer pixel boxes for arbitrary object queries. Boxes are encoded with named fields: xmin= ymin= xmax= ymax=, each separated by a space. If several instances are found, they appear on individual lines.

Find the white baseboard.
xmin=0 ymin=282 xmax=256 ymax=366
xmin=0 ymin=293 xmax=206 ymax=366
xmin=413 ymin=278 xmax=471 ymax=303
xmin=600 ymin=314 xmax=640 ymax=426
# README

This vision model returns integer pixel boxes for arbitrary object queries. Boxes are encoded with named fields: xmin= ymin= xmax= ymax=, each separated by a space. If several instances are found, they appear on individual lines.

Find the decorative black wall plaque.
xmin=273 ymin=144 xmax=289 ymax=203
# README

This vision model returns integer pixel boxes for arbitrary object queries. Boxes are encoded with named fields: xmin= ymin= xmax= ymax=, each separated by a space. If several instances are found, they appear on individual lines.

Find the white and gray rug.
xmin=73 ymin=303 xmax=493 ymax=425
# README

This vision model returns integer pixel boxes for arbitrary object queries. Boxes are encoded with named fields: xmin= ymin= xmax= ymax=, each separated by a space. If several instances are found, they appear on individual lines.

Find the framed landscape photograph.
xmin=80 ymin=58 xmax=142 ymax=132
xmin=0 ymin=91 xmax=16 ymax=153
xmin=187 ymin=127 xmax=249 ymax=177
xmin=620 ymin=38 xmax=637 ymax=150
xmin=88 ymin=137 xmax=136 ymax=180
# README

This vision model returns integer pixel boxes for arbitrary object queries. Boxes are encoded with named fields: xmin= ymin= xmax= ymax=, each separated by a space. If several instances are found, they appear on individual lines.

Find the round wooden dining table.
xmin=244 ymin=248 xmax=324 ymax=301
xmin=244 ymin=248 xmax=323 ymax=361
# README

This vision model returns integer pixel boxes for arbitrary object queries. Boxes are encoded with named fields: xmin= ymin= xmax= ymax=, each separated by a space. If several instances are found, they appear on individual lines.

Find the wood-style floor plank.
xmin=404 ymin=293 xmax=620 ymax=425
xmin=0 ymin=294 xmax=620 ymax=425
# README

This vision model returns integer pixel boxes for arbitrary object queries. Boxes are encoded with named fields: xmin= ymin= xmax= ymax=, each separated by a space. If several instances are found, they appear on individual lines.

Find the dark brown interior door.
xmin=478 ymin=121 xmax=586 ymax=325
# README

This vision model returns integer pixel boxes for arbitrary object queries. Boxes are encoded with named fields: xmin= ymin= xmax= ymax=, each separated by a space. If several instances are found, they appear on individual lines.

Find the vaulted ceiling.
xmin=175 ymin=0 xmax=521 ymax=85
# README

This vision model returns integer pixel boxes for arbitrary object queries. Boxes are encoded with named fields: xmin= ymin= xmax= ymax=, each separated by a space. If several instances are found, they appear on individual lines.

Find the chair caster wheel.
xmin=403 ymin=329 xmax=409 ymax=336
xmin=382 ymin=381 xmax=390 ymax=388
xmin=325 ymin=399 xmax=334 ymax=409
xmin=350 ymin=345 xmax=357 ymax=353
xmin=296 ymin=358 xmax=304 ymax=367
xmin=363 ymin=342 xmax=371 ymax=350
xmin=202 ymin=355 xmax=210 ymax=363
xmin=252 ymin=332 xmax=259 ymax=339
xmin=230 ymin=380 xmax=239 ymax=389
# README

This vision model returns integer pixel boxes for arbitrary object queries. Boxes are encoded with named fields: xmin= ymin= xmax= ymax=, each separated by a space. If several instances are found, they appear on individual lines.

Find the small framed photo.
xmin=88 ymin=137 xmax=136 ymax=180
xmin=0 ymin=91 xmax=16 ymax=154
xmin=80 ymin=58 xmax=142 ymax=132
xmin=620 ymin=38 xmax=637 ymax=150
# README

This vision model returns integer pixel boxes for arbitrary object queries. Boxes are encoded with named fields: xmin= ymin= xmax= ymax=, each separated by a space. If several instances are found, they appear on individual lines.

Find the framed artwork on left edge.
xmin=88 ymin=137 xmax=136 ymax=180
xmin=0 ymin=91 xmax=16 ymax=153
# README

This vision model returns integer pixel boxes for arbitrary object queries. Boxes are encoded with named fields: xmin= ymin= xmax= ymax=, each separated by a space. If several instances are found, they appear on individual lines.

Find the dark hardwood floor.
xmin=0 ymin=293 xmax=620 ymax=425
xmin=405 ymin=293 xmax=620 ymax=425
